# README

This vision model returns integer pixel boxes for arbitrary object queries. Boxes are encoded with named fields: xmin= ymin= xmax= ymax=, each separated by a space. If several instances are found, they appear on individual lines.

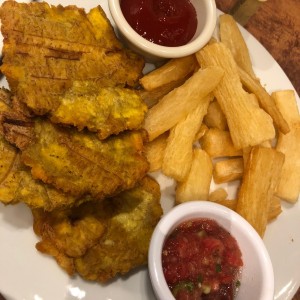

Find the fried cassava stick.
xmin=143 ymin=66 xmax=224 ymax=141
xmin=236 ymin=147 xmax=284 ymax=237
xmin=196 ymin=42 xmax=275 ymax=149
xmin=162 ymin=94 xmax=213 ymax=181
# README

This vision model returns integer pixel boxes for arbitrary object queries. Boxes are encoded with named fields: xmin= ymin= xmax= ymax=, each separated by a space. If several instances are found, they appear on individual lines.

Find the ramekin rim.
xmin=108 ymin=0 xmax=217 ymax=58
xmin=148 ymin=201 xmax=274 ymax=300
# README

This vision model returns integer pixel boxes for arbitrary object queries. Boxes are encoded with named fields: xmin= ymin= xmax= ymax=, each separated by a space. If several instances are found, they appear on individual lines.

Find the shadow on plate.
xmin=0 ymin=202 xmax=33 ymax=229
xmin=0 ymin=291 xmax=16 ymax=300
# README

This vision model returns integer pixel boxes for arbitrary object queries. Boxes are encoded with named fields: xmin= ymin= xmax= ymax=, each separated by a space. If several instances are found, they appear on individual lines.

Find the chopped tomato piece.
xmin=162 ymin=219 xmax=243 ymax=299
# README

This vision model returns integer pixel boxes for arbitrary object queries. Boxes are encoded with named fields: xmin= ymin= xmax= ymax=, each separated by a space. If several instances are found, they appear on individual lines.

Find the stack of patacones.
xmin=0 ymin=1 xmax=163 ymax=282
xmin=142 ymin=14 xmax=300 ymax=238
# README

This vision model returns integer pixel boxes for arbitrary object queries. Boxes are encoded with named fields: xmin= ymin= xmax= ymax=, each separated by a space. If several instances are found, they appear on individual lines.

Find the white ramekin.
xmin=108 ymin=0 xmax=217 ymax=62
xmin=148 ymin=201 xmax=274 ymax=300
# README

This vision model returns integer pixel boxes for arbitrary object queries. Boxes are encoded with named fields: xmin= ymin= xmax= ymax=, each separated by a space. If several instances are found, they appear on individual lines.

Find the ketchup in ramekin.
xmin=162 ymin=218 xmax=243 ymax=299
xmin=120 ymin=0 xmax=198 ymax=47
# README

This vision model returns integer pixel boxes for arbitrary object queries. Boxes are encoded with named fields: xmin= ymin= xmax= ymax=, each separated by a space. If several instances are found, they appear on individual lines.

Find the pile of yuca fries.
xmin=141 ymin=14 xmax=300 ymax=238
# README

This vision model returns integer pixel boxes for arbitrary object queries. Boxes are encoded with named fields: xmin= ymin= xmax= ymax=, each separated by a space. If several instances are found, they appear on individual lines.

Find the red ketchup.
xmin=120 ymin=0 xmax=198 ymax=47
xmin=162 ymin=219 xmax=243 ymax=300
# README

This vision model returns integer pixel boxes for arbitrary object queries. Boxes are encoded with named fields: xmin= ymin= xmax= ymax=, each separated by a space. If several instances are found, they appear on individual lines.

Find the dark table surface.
xmin=216 ymin=0 xmax=299 ymax=96
xmin=215 ymin=1 xmax=300 ymax=299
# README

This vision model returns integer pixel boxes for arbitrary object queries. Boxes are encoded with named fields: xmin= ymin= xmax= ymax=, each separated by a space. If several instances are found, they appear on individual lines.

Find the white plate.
xmin=0 ymin=1 xmax=299 ymax=300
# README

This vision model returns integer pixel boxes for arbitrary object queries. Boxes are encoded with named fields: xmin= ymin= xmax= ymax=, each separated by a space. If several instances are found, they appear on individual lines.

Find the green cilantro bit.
xmin=216 ymin=263 xmax=222 ymax=273
xmin=197 ymin=274 xmax=203 ymax=283
xmin=185 ymin=282 xmax=194 ymax=292
xmin=236 ymin=280 xmax=241 ymax=287
xmin=172 ymin=281 xmax=194 ymax=296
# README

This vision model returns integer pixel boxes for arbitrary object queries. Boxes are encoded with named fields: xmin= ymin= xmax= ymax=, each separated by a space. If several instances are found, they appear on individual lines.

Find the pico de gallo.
xmin=162 ymin=219 xmax=243 ymax=299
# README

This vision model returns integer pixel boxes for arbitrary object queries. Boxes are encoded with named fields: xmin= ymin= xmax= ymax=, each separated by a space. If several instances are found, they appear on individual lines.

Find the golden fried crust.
xmin=0 ymin=1 xmax=145 ymax=118
xmin=36 ymin=239 xmax=76 ymax=276
xmin=0 ymin=89 xmax=149 ymax=209
xmin=0 ymin=121 xmax=149 ymax=209
xmin=1 ymin=103 xmax=149 ymax=201
xmin=18 ymin=120 xmax=149 ymax=200
xmin=0 ymin=145 xmax=92 ymax=210
xmin=33 ymin=208 xmax=106 ymax=258
xmin=0 ymin=136 xmax=19 ymax=205
xmin=32 ymin=176 xmax=163 ymax=282
xmin=0 ymin=2 xmax=121 ymax=50
xmin=0 ymin=89 xmax=92 ymax=210
xmin=75 ymin=177 xmax=162 ymax=282
xmin=50 ymin=83 xmax=148 ymax=140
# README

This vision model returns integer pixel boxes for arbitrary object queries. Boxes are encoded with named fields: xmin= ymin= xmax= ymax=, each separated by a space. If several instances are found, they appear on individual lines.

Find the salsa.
xmin=162 ymin=219 xmax=243 ymax=300
xmin=120 ymin=0 xmax=198 ymax=47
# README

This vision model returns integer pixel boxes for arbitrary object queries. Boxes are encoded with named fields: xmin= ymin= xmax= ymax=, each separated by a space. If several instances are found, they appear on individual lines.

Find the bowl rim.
xmin=108 ymin=0 xmax=217 ymax=58
xmin=148 ymin=200 xmax=274 ymax=300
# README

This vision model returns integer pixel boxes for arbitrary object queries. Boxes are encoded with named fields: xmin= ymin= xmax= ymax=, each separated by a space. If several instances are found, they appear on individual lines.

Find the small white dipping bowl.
xmin=148 ymin=201 xmax=274 ymax=300
xmin=108 ymin=0 xmax=217 ymax=62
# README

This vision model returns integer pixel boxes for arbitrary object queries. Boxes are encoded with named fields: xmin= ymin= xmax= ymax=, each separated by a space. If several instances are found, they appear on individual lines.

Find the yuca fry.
xmin=243 ymin=140 xmax=272 ymax=167
xmin=236 ymin=147 xmax=285 ymax=237
xmin=268 ymin=196 xmax=283 ymax=221
xmin=219 ymin=14 xmax=256 ymax=79
xmin=203 ymin=100 xmax=228 ymax=130
xmin=212 ymin=199 xmax=237 ymax=211
xmin=176 ymin=149 xmax=212 ymax=204
xmin=138 ymin=76 xmax=189 ymax=108
xmin=213 ymin=158 xmax=244 ymax=184
xmin=208 ymin=188 xmax=228 ymax=202
xmin=200 ymin=128 xmax=242 ymax=158
xmin=211 ymin=198 xmax=281 ymax=221
xmin=238 ymin=66 xmax=290 ymax=134
xmin=248 ymin=93 xmax=260 ymax=107
xmin=196 ymin=43 xmax=275 ymax=149
xmin=143 ymin=66 xmax=224 ymax=141
xmin=273 ymin=90 xmax=300 ymax=123
xmin=194 ymin=123 xmax=208 ymax=141
xmin=273 ymin=90 xmax=300 ymax=203
xmin=162 ymin=94 xmax=213 ymax=181
xmin=145 ymin=132 xmax=168 ymax=172
xmin=139 ymin=55 xmax=197 ymax=91
xmin=208 ymin=37 xmax=218 ymax=45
